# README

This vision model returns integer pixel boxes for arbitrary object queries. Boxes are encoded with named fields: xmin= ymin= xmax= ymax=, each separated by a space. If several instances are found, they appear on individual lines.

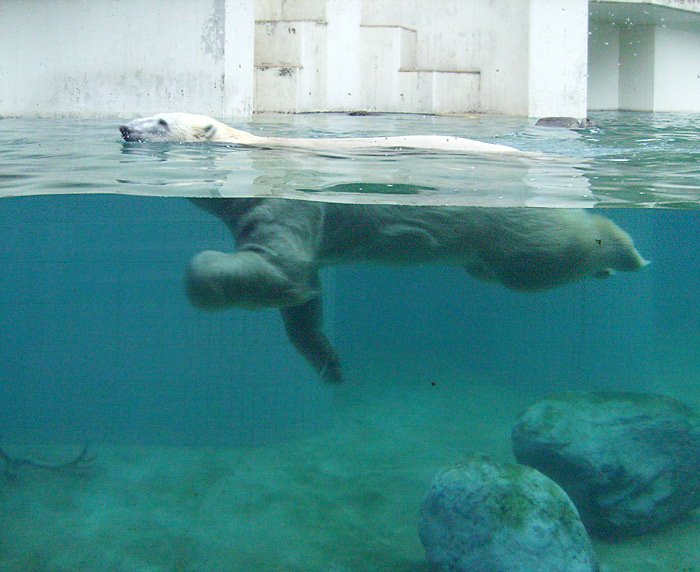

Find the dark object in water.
xmin=535 ymin=117 xmax=596 ymax=130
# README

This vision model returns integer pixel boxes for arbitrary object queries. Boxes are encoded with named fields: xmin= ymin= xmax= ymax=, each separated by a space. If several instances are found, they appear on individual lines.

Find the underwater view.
xmin=1 ymin=112 xmax=700 ymax=571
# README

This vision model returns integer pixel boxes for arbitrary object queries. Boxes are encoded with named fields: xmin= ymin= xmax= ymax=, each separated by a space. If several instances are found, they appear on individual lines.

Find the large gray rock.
xmin=512 ymin=391 xmax=700 ymax=537
xmin=418 ymin=456 xmax=598 ymax=572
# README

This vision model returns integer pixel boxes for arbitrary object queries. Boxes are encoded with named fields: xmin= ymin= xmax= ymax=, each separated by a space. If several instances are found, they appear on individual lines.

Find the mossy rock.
xmin=418 ymin=455 xmax=598 ymax=572
xmin=512 ymin=391 xmax=700 ymax=537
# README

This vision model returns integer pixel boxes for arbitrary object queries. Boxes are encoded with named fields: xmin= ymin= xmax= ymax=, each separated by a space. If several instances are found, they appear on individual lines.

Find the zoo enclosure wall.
xmin=1 ymin=0 xmax=699 ymax=118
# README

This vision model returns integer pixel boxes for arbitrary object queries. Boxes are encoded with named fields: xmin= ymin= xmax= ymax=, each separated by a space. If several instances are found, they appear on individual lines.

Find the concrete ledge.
xmin=360 ymin=24 xmax=418 ymax=33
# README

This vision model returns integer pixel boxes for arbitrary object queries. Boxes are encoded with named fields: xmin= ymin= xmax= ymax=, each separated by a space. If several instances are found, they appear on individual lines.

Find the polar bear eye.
xmin=157 ymin=118 xmax=168 ymax=127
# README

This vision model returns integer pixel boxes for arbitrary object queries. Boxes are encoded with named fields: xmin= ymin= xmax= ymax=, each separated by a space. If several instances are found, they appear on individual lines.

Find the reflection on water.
xmin=0 ymin=113 xmax=699 ymax=571
xmin=1 ymin=111 xmax=700 ymax=207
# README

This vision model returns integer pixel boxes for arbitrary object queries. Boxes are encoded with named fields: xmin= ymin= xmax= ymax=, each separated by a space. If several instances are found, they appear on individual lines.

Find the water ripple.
xmin=1 ymin=112 xmax=699 ymax=208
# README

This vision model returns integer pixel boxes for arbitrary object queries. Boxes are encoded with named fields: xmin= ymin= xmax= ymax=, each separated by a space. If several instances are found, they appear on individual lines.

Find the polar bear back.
xmin=120 ymin=112 xmax=525 ymax=154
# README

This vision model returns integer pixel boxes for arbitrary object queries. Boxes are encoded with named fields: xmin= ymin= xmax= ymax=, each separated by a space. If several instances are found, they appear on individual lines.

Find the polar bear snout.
xmin=120 ymin=117 xmax=172 ymax=142
xmin=119 ymin=125 xmax=137 ymax=141
xmin=120 ymin=122 xmax=154 ymax=142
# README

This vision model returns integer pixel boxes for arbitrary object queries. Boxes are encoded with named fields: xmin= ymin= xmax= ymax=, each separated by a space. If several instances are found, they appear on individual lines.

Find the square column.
xmin=325 ymin=0 xmax=362 ymax=110
xmin=618 ymin=25 xmax=655 ymax=111
xmin=527 ymin=0 xmax=589 ymax=118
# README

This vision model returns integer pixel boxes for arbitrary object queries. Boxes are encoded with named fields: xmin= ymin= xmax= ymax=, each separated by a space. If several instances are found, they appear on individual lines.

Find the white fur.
xmin=121 ymin=112 xmax=525 ymax=154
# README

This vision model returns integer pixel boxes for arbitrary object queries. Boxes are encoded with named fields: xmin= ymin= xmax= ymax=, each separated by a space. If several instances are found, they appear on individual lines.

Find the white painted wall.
xmin=7 ymin=0 xmax=698 ymax=117
xmin=528 ymin=0 xmax=589 ymax=118
xmin=0 ymin=0 xmax=254 ymax=118
xmin=360 ymin=26 xmax=414 ymax=111
xmin=361 ymin=0 xmax=531 ymax=115
xmin=225 ymin=0 xmax=256 ymax=116
xmin=475 ymin=0 xmax=531 ymax=116
xmin=654 ymin=26 xmax=700 ymax=111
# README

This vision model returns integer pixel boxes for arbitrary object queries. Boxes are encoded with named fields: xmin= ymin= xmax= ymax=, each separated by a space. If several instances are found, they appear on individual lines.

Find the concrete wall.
xmin=326 ymin=0 xmax=363 ymax=110
xmin=360 ymin=0 xmax=590 ymax=116
xmin=619 ymin=25 xmax=656 ymax=111
xmin=588 ymin=8 xmax=700 ymax=112
xmin=3 ymin=0 xmax=698 ymax=118
xmin=0 ymin=0 xmax=254 ymax=118
xmin=361 ymin=0 xmax=532 ymax=115
xmin=654 ymin=26 xmax=700 ymax=111
xmin=587 ymin=21 xmax=621 ymax=110
xmin=528 ymin=0 xmax=589 ymax=118
xmin=1 ymin=0 xmax=590 ymax=118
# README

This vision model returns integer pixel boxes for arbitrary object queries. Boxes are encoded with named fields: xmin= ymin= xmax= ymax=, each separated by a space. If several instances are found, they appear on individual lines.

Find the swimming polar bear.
xmin=535 ymin=117 xmax=596 ymax=130
xmin=120 ymin=115 xmax=649 ymax=384
xmin=120 ymin=112 xmax=525 ymax=154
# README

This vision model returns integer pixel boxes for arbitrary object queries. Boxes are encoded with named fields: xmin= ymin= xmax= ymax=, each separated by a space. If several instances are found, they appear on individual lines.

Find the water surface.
xmin=3 ymin=111 xmax=700 ymax=207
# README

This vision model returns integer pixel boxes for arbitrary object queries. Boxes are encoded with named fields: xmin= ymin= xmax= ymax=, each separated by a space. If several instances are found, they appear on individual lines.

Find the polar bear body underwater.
xmin=120 ymin=113 xmax=648 ymax=384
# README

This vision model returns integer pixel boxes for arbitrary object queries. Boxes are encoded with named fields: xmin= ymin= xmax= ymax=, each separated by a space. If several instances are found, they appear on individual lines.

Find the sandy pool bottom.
xmin=1 ymin=377 xmax=699 ymax=572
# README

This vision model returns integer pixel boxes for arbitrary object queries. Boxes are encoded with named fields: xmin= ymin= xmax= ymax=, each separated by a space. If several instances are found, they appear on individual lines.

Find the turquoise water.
xmin=0 ymin=113 xmax=699 ymax=571
xmin=4 ymin=111 xmax=700 ymax=206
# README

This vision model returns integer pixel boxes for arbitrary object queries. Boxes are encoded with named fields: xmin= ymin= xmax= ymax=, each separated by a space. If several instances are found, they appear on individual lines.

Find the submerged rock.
xmin=418 ymin=455 xmax=598 ymax=572
xmin=512 ymin=391 xmax=700 ymax=537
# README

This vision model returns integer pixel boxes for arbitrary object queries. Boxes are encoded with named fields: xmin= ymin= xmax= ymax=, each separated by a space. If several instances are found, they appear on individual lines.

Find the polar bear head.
xmin=120 ymin=112 xmax=256 ymax=144
xmin=120 ymin=113 xmax=220 ymax=142
xmin=589 ymin=214 xmax=650 ymax=274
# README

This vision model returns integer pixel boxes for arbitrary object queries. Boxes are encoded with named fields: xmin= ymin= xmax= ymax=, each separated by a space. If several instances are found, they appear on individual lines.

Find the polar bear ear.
xmin=191 ymin=123 xmax=218 ymax=141
xmin=203 ymin=123 xmax=218 ymax=140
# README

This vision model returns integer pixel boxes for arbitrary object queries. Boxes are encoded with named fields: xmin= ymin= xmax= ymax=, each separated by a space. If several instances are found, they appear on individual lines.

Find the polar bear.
xmin=120 ymin=115 xmax=648 ymax=384
xmin=535 ymin=117 xmax=596 ymax=130
xmin=120 ymin=112 xmax=525 ymax=154
xmin=184 ymin=199 xmax=647 ymax=384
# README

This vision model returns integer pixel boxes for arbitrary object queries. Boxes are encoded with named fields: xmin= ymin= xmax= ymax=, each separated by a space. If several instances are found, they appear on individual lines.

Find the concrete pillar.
xmin=224 ymin=0 xmax=255 ymax=117
xmin=619 ymin=25 xmax=655 ymax=111
xmin=325 ymin=0 xmax=362 ymax=110
xmin=527 ymin=0 xmax=588 ymax=118
xmin=587 ymin=21 xmax=621 ymax=110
